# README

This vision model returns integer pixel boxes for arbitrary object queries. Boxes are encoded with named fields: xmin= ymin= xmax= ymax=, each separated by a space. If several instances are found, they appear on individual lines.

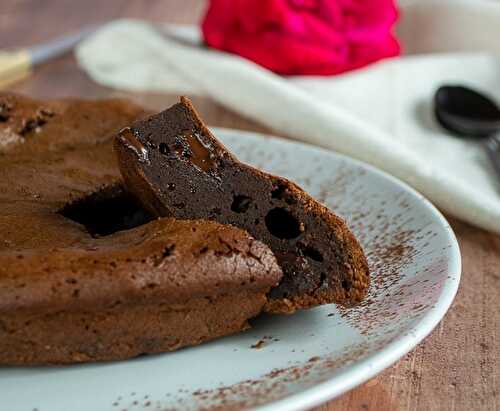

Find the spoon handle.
xmin=485 ymin=134 xmax=500 ymax=182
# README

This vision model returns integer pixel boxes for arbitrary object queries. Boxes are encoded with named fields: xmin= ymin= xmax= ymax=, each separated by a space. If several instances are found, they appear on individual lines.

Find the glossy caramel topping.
xmin=176 ymin=131 xmax=217 ymax=173
xmin=118 ymin=127 xmax=150 ymax=164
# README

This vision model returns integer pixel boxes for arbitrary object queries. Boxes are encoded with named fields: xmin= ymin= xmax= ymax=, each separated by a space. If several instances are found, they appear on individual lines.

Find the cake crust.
xmin=0 ymin=290 xmax=267 ymax=365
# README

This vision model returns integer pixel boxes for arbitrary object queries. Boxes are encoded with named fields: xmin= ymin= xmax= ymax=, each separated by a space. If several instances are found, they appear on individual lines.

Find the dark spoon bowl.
xmin=434 ymin=85 xmax=500 ymax=138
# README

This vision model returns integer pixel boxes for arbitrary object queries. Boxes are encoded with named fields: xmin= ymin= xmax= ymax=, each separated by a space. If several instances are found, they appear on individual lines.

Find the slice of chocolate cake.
xmin=115 ymin=97 xmax=369 ymax=313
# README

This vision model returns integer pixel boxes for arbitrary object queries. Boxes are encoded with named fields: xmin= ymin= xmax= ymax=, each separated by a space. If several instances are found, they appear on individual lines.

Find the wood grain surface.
xmin=1 ymin=1 xmax=499 ymax=410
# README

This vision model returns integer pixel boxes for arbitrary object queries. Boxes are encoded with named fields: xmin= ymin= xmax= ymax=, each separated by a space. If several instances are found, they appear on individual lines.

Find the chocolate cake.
xmin=115 ymin=97 xmax=369 ymax=314
xmin=0 ymin=93 xmax=282 ymax=365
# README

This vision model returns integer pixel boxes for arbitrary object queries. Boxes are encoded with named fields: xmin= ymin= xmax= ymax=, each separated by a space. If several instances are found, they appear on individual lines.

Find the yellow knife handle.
xmin=0 ymin=50 xmax=32 ymax=90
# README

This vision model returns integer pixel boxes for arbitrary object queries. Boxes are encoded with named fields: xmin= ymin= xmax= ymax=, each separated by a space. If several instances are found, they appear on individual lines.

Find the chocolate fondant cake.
xmin=0 ymin=93 xmax=282 ymax=365
xmin=115 ymin=97 xmax=369 ymax=314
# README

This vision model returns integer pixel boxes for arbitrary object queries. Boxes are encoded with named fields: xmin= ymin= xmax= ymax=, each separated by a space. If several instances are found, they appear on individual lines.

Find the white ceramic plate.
xmin=0 ymin=128 xmax=461 ymax=411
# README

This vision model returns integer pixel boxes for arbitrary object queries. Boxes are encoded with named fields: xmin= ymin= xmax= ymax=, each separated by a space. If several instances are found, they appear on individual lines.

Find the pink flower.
xmin=202 ymin=0 xmax=401 ymax=76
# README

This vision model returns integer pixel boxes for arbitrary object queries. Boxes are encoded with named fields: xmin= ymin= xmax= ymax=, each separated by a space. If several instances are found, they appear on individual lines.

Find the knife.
xmin=0 ymin=26 xmax=96 ymax=89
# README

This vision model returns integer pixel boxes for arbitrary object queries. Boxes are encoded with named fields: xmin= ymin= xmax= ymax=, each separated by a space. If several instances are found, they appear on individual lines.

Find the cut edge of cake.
xmin=114 ymin=96 xmax=370 ymax=314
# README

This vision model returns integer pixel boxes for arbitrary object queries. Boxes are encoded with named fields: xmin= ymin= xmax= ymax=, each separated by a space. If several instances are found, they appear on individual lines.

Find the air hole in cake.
xmin=173 ymin=202 xmax=185 ymax=209
xmin=298 ymin=243 xmax=324 ymax=262
xmin=265 ymin=208 xmax=303 ymax=239
xmin=59 ymin=184 xmax=154 ymax=237
xmin=231 ymin=195 xmax=252 ymax=213
xmin=342 ymin=280 xmax=352 ymax=291
xmin=162 ymin=244 xmax=175 ymax=257
xmin=18 ymin=108 xmax=54 ymax=136
xmin=0 ymin=102 xmax=11 ymax=122
xmin=271 ymin=184 xmax=296 ymax=205
xmin=159 ymin=143 xmax=170 ymax=155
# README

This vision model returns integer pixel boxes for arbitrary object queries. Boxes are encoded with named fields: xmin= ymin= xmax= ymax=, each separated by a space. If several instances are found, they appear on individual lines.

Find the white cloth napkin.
xmin=75 ymin=0 xmax=500 ymax=234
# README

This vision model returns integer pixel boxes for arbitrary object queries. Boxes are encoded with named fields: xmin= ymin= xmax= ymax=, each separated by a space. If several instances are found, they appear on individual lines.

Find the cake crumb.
xmin=251 ymin=340 xmax=265 ymax=349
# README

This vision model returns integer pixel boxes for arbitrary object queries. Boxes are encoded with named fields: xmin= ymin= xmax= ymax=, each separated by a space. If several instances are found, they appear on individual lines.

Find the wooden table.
xmin=2 ymin=1 xmax=499 ymax=410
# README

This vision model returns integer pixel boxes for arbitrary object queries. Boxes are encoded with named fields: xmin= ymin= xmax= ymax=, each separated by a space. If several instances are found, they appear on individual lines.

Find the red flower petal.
xmin=202 ymin=0 xmax=400 ymax=76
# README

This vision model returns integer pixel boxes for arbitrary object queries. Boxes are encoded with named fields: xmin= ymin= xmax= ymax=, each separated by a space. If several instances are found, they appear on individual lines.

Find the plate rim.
xmin=214 ymin=127 xmax=462 ymax=411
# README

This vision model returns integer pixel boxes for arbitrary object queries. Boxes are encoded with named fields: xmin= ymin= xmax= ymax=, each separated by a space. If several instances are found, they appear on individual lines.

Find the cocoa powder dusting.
xmin=107 ymin=157 xmax=453 ymax=411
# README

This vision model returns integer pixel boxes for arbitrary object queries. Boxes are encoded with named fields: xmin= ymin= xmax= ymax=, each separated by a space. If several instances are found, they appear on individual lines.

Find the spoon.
xmin=434 ymin=84 xmax=500 ymax=181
